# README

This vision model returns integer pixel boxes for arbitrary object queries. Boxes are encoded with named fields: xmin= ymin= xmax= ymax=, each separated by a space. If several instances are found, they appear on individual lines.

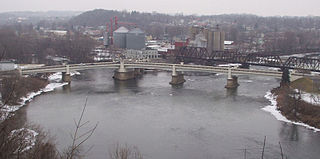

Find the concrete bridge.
xmin=14 ymin=61 xmax=310 ymax=89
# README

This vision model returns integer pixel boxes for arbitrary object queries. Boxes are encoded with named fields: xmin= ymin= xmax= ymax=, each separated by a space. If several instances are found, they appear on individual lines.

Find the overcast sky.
xmin=1 ymin=0 xmax=319 ymax=17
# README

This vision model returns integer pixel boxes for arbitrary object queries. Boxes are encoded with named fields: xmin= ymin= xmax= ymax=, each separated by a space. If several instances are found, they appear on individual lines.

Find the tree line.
xmin=0 ymin=25 xmax=97 ymax=63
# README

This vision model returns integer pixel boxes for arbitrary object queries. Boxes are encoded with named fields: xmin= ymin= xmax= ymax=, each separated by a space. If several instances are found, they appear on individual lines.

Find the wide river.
xmin=20 ymin=68 xmax=320 ymax=159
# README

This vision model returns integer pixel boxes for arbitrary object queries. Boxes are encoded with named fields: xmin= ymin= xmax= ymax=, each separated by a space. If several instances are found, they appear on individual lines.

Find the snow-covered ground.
xmin=0 ymin=71 xmax=79 ymax=121
xmin=10 ymin=128 xmax=39 ymax=152
xmin=288 ymin=89 xmax=320 ymax=106
xmin=299 ymin=91 xmax=320 ymax=106
xmin=262 ymin=91 xmax=320 ymax=132
xmin=218 ymin=63 xmax=242 ymax=67
xmin=281 ymin=52 xmax=320 ymax=58
xmin=0 ymin=71 xmax=80 ymax=151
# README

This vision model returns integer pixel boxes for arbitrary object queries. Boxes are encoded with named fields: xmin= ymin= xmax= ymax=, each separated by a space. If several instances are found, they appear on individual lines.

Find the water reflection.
xmin=63 ymin=84 xmax=71 ymax=93
xmin=280 ymin=123 xmax=299 ymax=141
xmin=170 ymin=83 xmax=184 ymax=89
xmin=226 ymin=88 xmax=238 ymax=100
xmin=113 ymin=79 xmax=139 ymax=94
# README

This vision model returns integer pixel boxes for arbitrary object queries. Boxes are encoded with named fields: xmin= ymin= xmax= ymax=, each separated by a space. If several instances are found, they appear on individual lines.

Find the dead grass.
xmin=290 ymin=77 xmax=320 ymax=94
xmin=273 ymin=86 xmax=320 ymax=128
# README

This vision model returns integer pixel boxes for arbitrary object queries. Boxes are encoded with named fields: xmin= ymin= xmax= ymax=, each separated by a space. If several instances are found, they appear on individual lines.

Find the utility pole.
xmin=261 ymin=136 xmax=266 ymax=159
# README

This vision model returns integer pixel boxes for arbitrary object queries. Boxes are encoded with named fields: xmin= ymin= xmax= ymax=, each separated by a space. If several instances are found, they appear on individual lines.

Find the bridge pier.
xmin=113 ymin=60 xmax=135 ymax=81
xmin=225 ymin=67 xmax=239 ymax=89
xmin=62 ymin=72 xmax=71 ymax=83
xmin=169 ymin=65 xmax=186 ymax=85
xmin=62 ymin=65 xmax=71 ymax=83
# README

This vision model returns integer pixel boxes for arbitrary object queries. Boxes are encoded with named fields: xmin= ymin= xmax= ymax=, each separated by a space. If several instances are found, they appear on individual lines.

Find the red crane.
xmin=105 ymin=16 xmax=138 ymax=45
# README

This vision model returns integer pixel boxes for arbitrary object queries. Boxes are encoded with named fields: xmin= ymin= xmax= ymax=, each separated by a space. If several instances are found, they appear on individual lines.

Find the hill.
xmin=69 ymin=9 xmax=174 ymax=27
xmin=0 ymin=11 xmax=82 ymax=25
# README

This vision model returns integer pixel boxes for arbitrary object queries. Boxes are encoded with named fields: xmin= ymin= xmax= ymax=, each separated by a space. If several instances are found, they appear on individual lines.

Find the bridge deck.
xmin=6 ymin=62 xmax=309 ymax=79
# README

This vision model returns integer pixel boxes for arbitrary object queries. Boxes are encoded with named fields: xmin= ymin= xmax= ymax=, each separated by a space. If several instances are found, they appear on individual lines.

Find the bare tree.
xmin=64 ymin=97 xmax=98 ymax=159
xmin=109 ymin=143 xmax=143 ymax=159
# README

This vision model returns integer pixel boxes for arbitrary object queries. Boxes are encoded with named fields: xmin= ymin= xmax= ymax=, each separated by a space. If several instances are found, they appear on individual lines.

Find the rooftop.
xmin=114 ymin=26 xmax=129 ymax=33
xmin=128 ymin=28 xmax=145 ymax=34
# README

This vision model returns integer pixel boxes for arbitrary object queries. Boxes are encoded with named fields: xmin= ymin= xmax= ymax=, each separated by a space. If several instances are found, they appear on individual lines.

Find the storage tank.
xmin=126 ymin=28 xmax=146 ymax=50
xmin=220 ymin=31 xmax=225 ymax=51
xmin=113 ymin=26 xmax=129 ymax=49
xmin=213 ymin=31 xmax=221 ymax=51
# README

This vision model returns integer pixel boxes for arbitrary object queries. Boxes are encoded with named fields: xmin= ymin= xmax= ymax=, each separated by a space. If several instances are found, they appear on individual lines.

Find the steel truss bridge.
xmin=175 ymin=47 xmax=320 ymax=72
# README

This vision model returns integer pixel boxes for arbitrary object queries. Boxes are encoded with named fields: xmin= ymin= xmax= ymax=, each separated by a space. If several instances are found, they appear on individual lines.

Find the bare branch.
xmin=66 ymin=96 xmax=99 ymax=159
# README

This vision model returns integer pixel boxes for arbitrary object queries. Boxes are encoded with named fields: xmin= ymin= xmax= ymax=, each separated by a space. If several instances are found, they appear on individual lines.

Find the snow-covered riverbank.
xmin=262 ymin=91 xmax=320 ymax=132
xmin=293 ymin=89 xmax=320 ymax=106
xmin=0 ymin=72 xmax=79 ymax=121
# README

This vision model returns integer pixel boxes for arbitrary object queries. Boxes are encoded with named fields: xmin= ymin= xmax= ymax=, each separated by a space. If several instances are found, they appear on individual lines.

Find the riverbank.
xmin=263 ymin=85 xmax=320 ymax=132
xmin=0 ymin=73 xmax=70 ymax=121
xmin=0 ymin=72 xmax=79 ymax=158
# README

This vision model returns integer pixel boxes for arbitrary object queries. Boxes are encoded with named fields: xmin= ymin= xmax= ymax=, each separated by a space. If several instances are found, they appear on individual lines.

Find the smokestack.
xmin=115 ymin=16 xmax=118 ymax=30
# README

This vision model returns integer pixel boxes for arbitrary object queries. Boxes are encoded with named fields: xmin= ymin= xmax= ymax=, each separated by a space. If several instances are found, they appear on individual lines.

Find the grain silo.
xmin=126 ymin=28 xmax=146 ymax=50
xmin=220 ymin=31 xmax=225 ymax=51
xmin=213 ymin=31 xmax=221 ymax=51
xmin=113 ymin=26 xmax=129 ymax=49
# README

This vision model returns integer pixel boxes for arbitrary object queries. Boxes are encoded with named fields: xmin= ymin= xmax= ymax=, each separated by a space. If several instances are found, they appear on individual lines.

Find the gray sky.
xmin=1 ymin=0 xmax=320 ymax=16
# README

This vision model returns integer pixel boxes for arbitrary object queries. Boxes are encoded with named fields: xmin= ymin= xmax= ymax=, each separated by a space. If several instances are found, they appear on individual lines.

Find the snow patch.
xmin=48 ymin=71 xmax=80 ymax=82
xmin=1 ymin=71 xmax=79 ymax=121
xmin=268 ymin=67 xmax=280 ymax=71
xmin=10 ymin=128 xmax=39 ymax=152
xmin=218 ymin=63 xmax=242 ymax=67
xmin=262 ymin=91 xmax=320 ymax=132
xmin=242 ymin=80 xmax=253 ymax=83
xmin=292 ymin=89 xmax=320 ymax=105
xmin=48 ymin=72 xmax=62 ymax=82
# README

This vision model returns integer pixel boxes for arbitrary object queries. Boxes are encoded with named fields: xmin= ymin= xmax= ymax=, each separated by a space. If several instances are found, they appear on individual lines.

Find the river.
xmin=19 ymin=68 xmax=320 ymax=159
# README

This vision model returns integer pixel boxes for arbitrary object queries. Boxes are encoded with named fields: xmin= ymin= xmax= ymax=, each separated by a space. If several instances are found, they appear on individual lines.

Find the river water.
xmin=21 ymin=68 xmax=320 ymax=159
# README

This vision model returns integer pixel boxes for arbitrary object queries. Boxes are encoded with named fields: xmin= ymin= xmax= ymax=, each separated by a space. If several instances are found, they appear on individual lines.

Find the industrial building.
xmin=113 ymin=26 xmax=129 ymax=49
xmin=189 ymin=26 xmax=225 ymax=52
xmin=103 ymin=16 xmax=146 ymax=51
xmin=106 ymin=26 xmax=146 ymax=50
xmin=126 ymin=28 xmax=145 ymax=50
xmin=124 ymin=50 xmax=159 ymax=60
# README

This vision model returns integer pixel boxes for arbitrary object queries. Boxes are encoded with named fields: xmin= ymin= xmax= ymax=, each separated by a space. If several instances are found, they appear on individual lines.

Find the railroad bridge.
xmin=175 ymin=47 xmax=320 ymax=72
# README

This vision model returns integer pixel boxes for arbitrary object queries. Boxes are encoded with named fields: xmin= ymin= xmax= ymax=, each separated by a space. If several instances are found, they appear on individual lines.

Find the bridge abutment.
xmin=225 ymin=76 xmax=239 ymax=89
xmin=62 ymin=65 xmax=71 ymax=83
xmin=113 ymin=70 xmax=135 ymax=80
xmin=225 ymin=67 xmax=239 ymax=89
xmin=170 ymin=74 xmax=186 ymax=85
xmin=62 ymin=72 xmax=71 ymax=83
xmin=113 ymin=60 xmax=136 ymax=81
xmin=169 ymin=65 xmax=185 ymax=85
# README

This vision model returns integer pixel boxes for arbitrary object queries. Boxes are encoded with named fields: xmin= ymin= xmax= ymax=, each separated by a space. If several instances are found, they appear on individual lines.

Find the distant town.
xmin=1 ymin=9 xmax=320 ymax=68
xmin=1 ymin=9 xmax=320 ymax=159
